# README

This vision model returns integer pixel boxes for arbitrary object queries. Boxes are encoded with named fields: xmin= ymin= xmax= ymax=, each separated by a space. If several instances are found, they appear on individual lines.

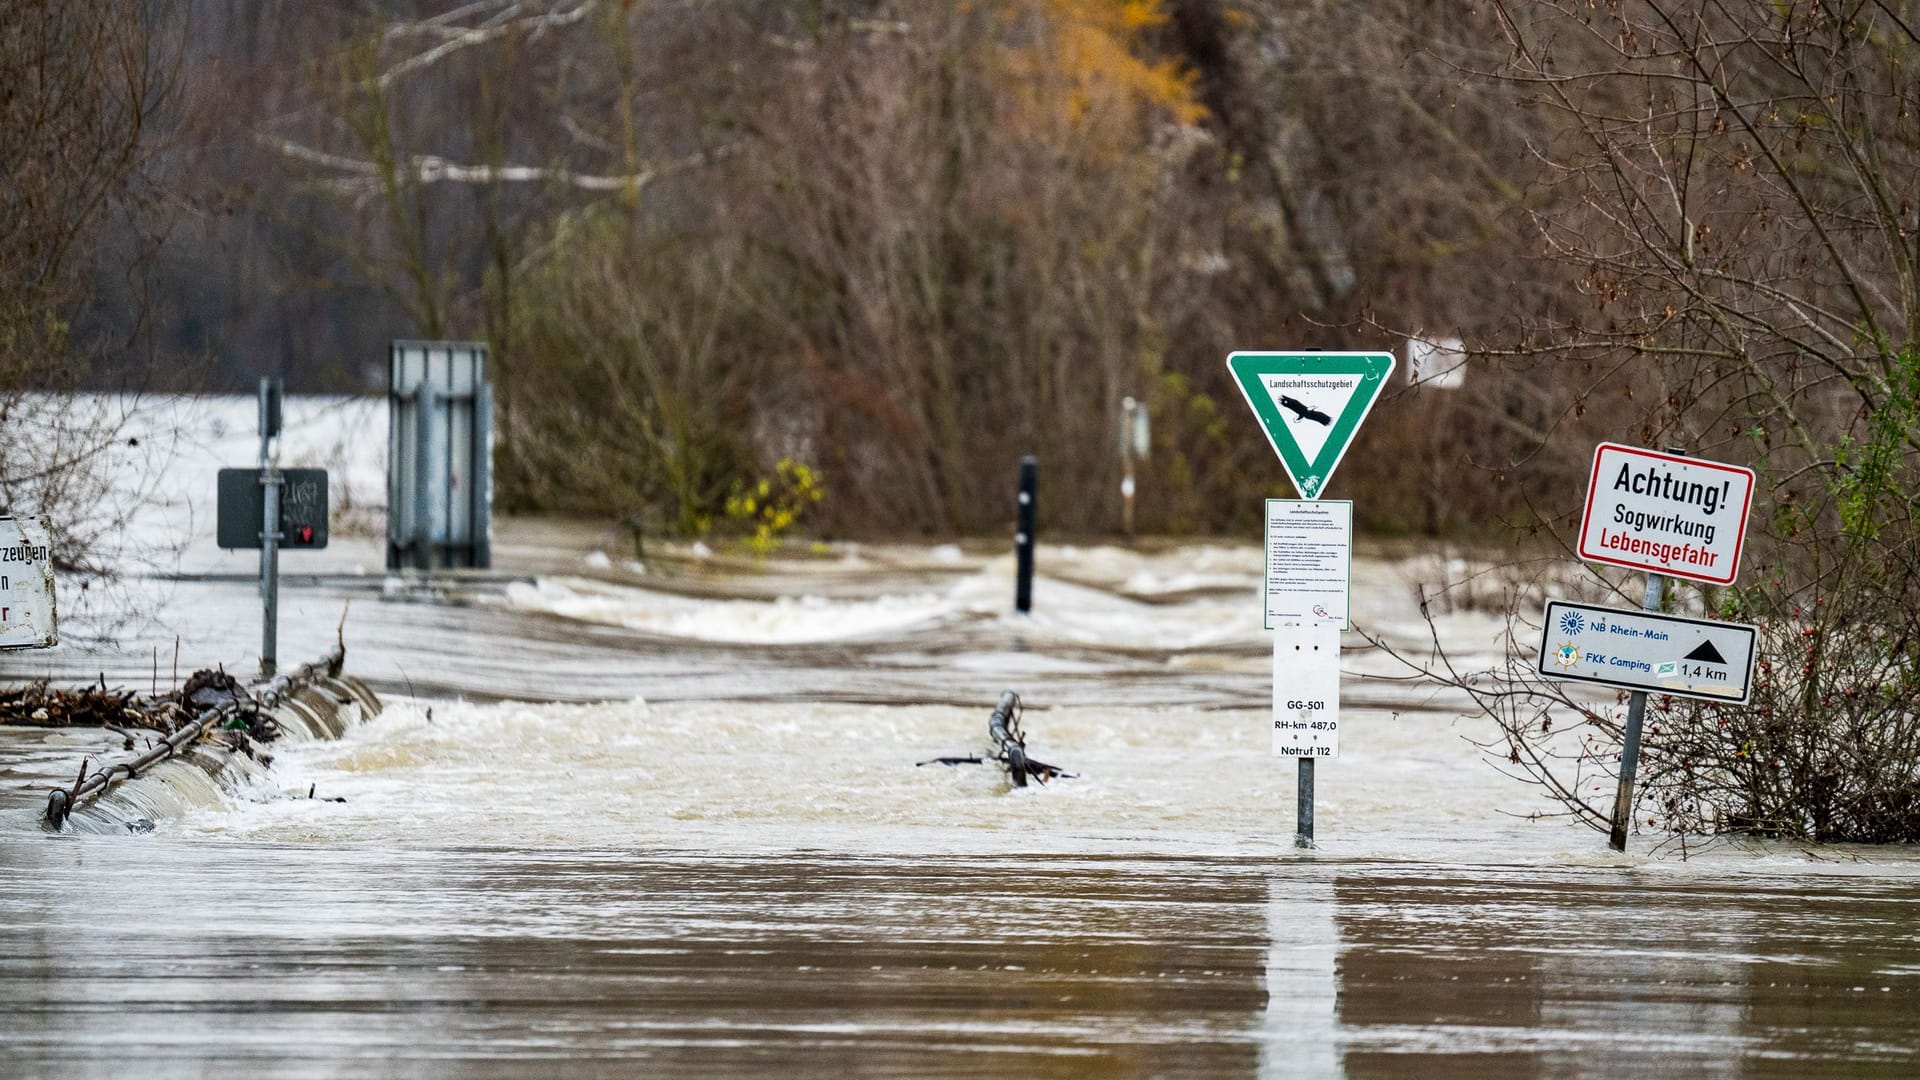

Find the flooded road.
xmin=3 ymin=841 xmax=1917 ymax=1078
xmin=6 ymin=551 xmax=1918 ymax=1078
xmin=2 ymin=396 xmax=1918 ymax=1075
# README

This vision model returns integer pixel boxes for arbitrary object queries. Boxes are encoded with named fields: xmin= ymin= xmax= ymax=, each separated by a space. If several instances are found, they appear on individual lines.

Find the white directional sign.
xmin=1273 ymin=623 xmax=1341 ymax=757
xmin=1578 ymin=443 xmax=1755 ymax=586
xmin=1536 ymin=599 xmax=1757 ymax=703
xmin=0 ymin=515 xmax=57 ymax=650
xmin=1229 ymin=352 xmax=1394 ymax=500
xmin=1264 ymin=499 xmax=1351 ymax=630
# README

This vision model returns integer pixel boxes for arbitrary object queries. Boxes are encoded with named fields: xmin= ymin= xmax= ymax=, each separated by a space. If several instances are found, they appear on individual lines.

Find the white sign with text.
xmin=1264 ymin=499 xmax=1351 ymax=630
xmin=1537 ymin=599 xmax=1757 ymax=703
xmin=1578 ymin=443 xmax=1755 ymax=586
xmin=1273 ymin=623 xmax=1341 ymax=758
xmin=0 ymin=515 xmax=57 ymax=650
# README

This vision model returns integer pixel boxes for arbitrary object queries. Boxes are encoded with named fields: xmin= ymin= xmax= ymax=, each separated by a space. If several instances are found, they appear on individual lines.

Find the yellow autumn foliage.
xmin=1000 ymin=0 xmax=1205 ymax=137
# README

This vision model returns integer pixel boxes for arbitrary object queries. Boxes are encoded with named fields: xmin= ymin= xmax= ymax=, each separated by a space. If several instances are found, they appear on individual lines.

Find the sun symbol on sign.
xmin=1553 ymin=641 xmax=1582 ymax=669
xmin=1559 ymin=611 xmax=1585 ymax=636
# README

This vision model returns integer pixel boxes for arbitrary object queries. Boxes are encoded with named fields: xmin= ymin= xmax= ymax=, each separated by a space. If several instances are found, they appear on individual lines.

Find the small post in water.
xmin=1296 ymin=757 xmax=1315 ymax=849
xmin=1119 ymin=397 xmax=1145 ymax=538
xmin=1608 ymin=446 xmax=1684 ymax=852
xmin=1015 ymin=455 xmax=1037 ymax=613
xmin=258 ymin=377 xmax=284 ymax=676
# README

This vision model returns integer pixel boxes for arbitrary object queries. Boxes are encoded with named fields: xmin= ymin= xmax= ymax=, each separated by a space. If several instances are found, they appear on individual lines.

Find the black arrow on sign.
xmin=1684 ymin=640 xmax=1727 ymax=664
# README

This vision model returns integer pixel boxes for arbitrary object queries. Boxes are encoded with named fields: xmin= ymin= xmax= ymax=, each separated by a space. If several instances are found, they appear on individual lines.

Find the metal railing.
xmin=42 ymin=645 xmax=360 ymax=829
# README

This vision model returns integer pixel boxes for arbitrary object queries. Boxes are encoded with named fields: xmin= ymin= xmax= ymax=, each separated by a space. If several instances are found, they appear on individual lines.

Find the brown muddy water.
xmin=2 ymin=526 xmax=1918 ymax=1077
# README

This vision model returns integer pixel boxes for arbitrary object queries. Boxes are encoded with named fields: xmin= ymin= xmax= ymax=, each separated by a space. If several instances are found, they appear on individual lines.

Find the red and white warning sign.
xmin=1578 ymin=443 xmax=1755 ymax=586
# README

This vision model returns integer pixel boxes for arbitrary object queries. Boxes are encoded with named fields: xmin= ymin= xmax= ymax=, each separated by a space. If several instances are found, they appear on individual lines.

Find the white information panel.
xmin=1264 ymin=499 xmax=1351 ymax=630
xmin=1273 ymin=623 xmax=1340 ymax=757
xmin=1578 ymin=443 xmax=1755 ymax=586
xmin=1537 ymin=599 xmax=1757 ymax=703
xmin=0 ymin=515 xmax=57 ymax=650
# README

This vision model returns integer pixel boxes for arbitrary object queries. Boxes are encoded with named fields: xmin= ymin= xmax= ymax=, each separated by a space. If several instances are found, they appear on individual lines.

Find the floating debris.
xmin=1 ymin=679 xmax=167 ymax=731
xmin=918 ymin=690 xmax=1074 ymax=787
xmin=1 ymin=666 xmax=253 ymax=734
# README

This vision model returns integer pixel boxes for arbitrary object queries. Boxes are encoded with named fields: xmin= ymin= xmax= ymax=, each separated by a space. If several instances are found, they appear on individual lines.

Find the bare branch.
xmin=377 ymin=1 xmax=599 ymax=90
xmin=258 ymin=133 xmax=730 ymax=194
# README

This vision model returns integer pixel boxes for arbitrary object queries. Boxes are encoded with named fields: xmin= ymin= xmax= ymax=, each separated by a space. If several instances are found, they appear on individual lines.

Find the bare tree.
xmin=725 ymin=1 xmax=1216 ymax=533
xmin=1391 ymin=0 xmax=1920 ymax=842
xmin=1 ymin=1 xmax=182 ymax=593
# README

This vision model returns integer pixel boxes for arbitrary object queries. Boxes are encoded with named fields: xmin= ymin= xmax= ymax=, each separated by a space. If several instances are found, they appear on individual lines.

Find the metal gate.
xmin=387 ymin=341 xmax=493 ymax=570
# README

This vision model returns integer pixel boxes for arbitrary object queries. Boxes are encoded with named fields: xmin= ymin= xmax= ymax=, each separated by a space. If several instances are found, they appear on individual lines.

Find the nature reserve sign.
xmin=1226 ymin=352 xmax=1394 ymax=500
xmin=1577 ymin=443 xmax=1755 ymax=586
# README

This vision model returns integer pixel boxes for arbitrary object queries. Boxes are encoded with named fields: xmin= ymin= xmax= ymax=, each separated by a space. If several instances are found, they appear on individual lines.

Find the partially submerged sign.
xmin=1578 ymin=443 xmax=1755 ymax=586
xmin=1228 ymin=351 xmax=1394 ymax=499
xmin=1274 ymin=623 xmax=1340 ymax=757
xmin=1536 ymin=599 xmax=1757 ymax=703
xmin=1264 ymin=499 xmax=1351 ymax=630
xmin=217 ymin=468 xmax=330 ymax=550
xmin=0 ymin=515 xmax=57 ymax=649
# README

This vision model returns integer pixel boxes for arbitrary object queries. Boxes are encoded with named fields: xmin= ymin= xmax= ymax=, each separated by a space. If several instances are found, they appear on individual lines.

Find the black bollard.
xmin=1015 ymin=456 xmax=1037 ymax=613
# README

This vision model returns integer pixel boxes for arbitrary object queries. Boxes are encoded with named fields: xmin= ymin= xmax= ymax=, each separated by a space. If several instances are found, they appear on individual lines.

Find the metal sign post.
xmin=258 ymin=377 xmax=283 ymax=676
xmin=1274 ymin=622 xmax=1341 ymax=848
xmin=1558 ymin=441 xmax=1761 ymax=851
xmin=1608 ymin=570 xmax=1664 ymax=852
xmin=1562 ymin=443 xmax=1761 ymax=852
xmin=1297 ymin=758 xmax=1315 ymax=847
xmin=216 ymin=385 xmax=327 ymax=678
xmin=1539 ymin=588 xmax=1759 ymax=852
xmin=1231 ymin=351 xmax=1393 ymax=854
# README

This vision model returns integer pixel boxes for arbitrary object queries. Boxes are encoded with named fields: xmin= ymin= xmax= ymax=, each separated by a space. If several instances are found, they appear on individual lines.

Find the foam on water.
xmin=503 ymin=558 xmax=1268 ymax=651
xmin=504 ymin=578 xmax=957 ymax=644
xmin=164 ymin=691 xmax=1919 ymax=877
xmin=175 ymin=694 xmax=1558 ymax=857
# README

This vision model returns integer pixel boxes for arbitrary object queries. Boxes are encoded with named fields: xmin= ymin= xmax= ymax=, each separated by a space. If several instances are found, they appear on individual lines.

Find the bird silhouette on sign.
xmin=1279 ymin=395 xmax=1332 ymax=426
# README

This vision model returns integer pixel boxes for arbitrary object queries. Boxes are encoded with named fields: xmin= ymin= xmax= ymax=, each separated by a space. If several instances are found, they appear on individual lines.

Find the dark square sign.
xmin=217 ymin=468 xmax=329 ymax=550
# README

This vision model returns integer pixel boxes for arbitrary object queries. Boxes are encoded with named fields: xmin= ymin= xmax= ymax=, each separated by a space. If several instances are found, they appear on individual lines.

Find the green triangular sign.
xmin=1227 ymin=351 xmax=1396 ymax=499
